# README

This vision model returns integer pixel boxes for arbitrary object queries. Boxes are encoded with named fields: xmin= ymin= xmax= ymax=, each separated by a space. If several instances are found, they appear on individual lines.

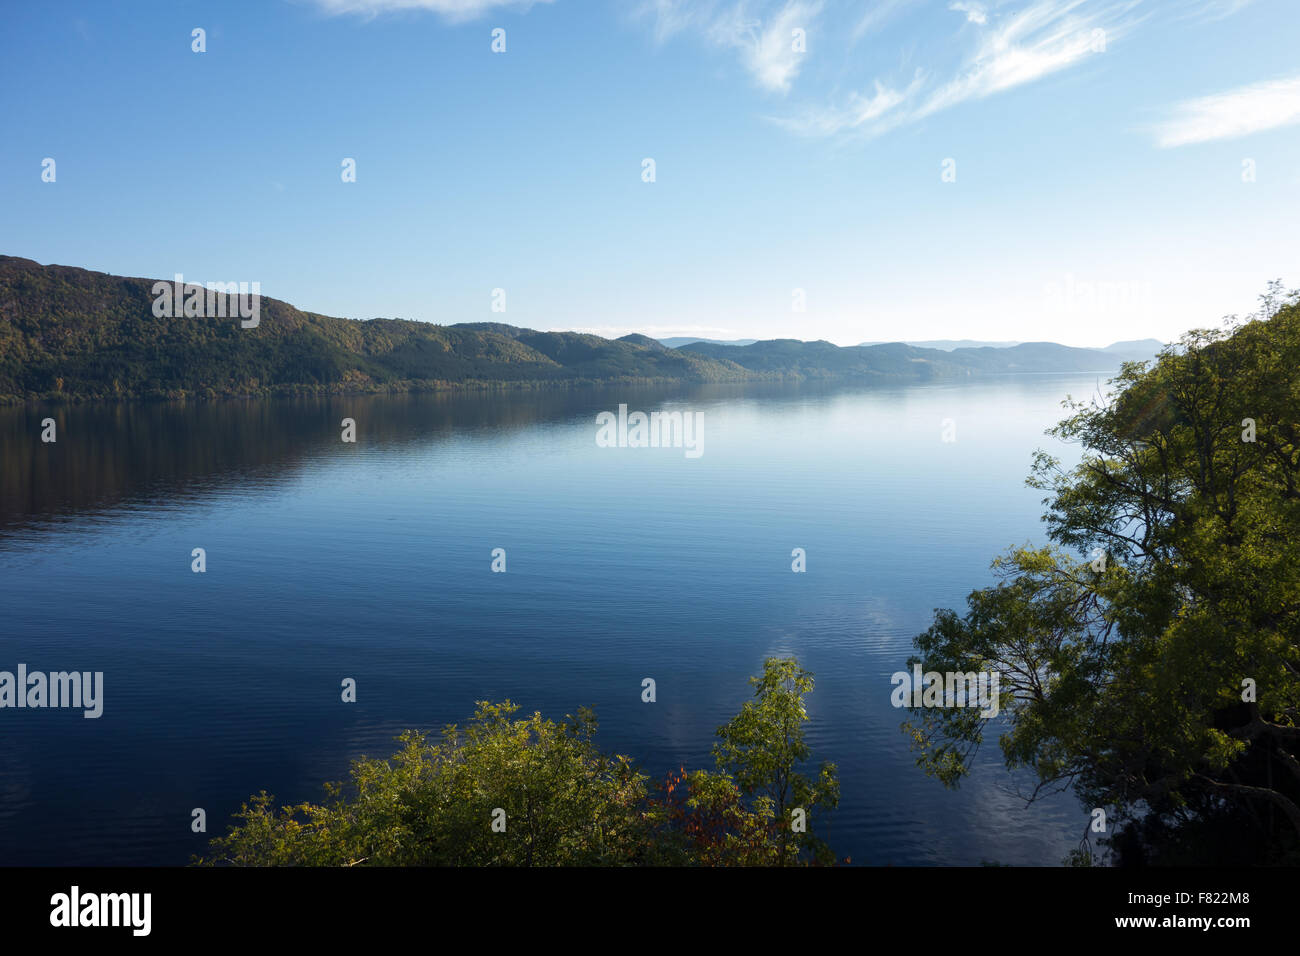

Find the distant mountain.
xmin=679 ymin=337 xmax=1161 ymax=378
xmin=0 ymin=256 xmax=1161 ymax=403
xmin=946 ymin=340 xmax=1161 ymax=369
xmin=858 ymin=339 xmax=1022 ymax=350
xmin=859 ymin=338 xmax=1165 ymax=358
xmin=616 ymin=333 xmax=671 ymax=351
xmin=1100 ymin=338 xmax=1165 ymax=354
xmin=658 ymin=336 xmax=758 ymax=348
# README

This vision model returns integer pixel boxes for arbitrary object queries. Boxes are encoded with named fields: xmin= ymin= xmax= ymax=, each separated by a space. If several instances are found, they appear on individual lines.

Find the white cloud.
xmin=639 ymin=0 xmax=822 ymax=93
xmin=643 ymin=0 xmax=1259 ymax=145
xmin=707 ymin=1 xmax=822 ymax=93
xmin=770 ymin=77 xmax=919 ymax=136
xmin=949 ymin=2 xmax=988 ymax=25
xmin=1177 ymin=0 xmax=1254 ymax=23
xmin=914 ymin=0 xmax=1134 ymax=119
xmin=306 ymin=0 xmax=552 ymax=21
xmin=637 ymin=0 xmax=702 ymax=43
xmin=1154 ymin=74 xmax=1300 ymax=147
xmin=780 ymin=0 xmax=1137 ymax=139
xmin=850 ymin=0 xmax=920 ymax=41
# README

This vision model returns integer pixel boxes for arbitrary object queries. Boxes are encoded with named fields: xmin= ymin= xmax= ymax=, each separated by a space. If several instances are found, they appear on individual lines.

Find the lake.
xmin=0 ymin=374 xmax=1109 ymax=865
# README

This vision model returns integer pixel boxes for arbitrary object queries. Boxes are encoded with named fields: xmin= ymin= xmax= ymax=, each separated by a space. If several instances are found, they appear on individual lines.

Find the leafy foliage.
xmin=905 ymin=282 xmax=1300 ymax=864
xmin=197 ymin=657 xmax=840 ymax=866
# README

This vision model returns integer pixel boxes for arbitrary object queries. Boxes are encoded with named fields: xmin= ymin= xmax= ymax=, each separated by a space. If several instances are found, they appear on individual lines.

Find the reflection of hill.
xmin=0 ymin=390 xmax=637 ymax=531
xmin=0 ymin=376 xmax=1108 ymax=534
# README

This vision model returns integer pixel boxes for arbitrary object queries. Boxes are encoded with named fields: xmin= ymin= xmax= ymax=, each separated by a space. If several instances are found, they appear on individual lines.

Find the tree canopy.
xmin=905 ymin=282 xmax=1300 ymax=865
xmin=197 ymin=657 xmax=840 ymax=866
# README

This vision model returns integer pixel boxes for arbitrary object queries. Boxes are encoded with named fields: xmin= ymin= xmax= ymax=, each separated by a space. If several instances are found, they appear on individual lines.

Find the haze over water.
xmin=0 ymin=375 xmax=1106 ymax=865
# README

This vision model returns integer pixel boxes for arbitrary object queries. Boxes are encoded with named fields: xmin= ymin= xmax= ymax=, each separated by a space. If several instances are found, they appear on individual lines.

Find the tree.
xmin=692 ymin=656 xmax=841 ymax=864
xmin=198 ymin=658 xmax=840 ymax=866
xmin=904 ymin=283 xmax=1300 ymax=865
xmin=198 ymin=702 xmax=658 ymax=867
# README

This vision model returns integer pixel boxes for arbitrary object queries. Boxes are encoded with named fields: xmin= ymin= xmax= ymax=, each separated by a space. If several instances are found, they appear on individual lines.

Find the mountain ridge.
xmin=0 ymin=256 xmax=1161 ymax=403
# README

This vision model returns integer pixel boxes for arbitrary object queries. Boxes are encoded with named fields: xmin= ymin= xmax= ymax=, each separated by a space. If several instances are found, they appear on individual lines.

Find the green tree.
xmin=198 ymin=702 xmax=658 ymax=866
xmin=904 ymin=283 xmax=1300 ymax=864
xmin=693 ymin=656 xmax=840 ymax=864
xmin=198 ymin=658 xmax=840 ymax=866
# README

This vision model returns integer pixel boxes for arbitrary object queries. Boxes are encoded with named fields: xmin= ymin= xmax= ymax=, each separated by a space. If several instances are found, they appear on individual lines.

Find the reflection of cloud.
xmin=1153 ymin=74 xmax=1300 ymax=147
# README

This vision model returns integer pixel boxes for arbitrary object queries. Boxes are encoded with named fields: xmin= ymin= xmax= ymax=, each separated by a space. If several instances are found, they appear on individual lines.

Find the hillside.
xmin=0 ymin=257 xmax=748 ymax=401
xmin=0 ymin=256 xmax=1159 ymax=403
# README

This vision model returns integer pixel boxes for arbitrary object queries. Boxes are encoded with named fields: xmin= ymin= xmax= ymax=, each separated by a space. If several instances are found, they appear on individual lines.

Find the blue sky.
xmin=2 ymin=0 xmax=1298 ymax=346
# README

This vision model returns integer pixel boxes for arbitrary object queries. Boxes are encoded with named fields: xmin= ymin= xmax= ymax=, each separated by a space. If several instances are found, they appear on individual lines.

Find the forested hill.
xmin=0 ymin=256 xmax=1158 ymax=402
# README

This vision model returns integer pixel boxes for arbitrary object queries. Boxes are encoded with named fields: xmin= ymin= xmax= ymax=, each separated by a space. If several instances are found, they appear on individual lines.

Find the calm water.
xmin=0 ymin=376 xmax=1110 ymax=866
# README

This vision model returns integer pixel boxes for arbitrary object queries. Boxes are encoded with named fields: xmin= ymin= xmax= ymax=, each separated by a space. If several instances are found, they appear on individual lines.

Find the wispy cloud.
xmin=914 ymin=0 xmax=1134 ymax=120
xmin=306 ymin=0 xmax=552 ymax=21
xmin=949 ymin=2 xmax=988 ymax=25
xmin=850 ymin=0 xmax=920 ymax=41
xmin=637 ymin=0 xmax=700 ymax=43
xmin=770 ymin=76 xmax=921 ymax=136
xmin=778 ymin=0 xmax=1138 ymax=138
xmin=1176 ymin=0 xmax=1254 ymax=24
xmin=639 ymin=0 xmax=822 ymax=93
xmin=1153 ymin=74 xmax=1300 ymax=147
xmin=644 ymin=0 xmax=1265 ymax=144
xmin=707 ymin=1 xmax=822 ymax=93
